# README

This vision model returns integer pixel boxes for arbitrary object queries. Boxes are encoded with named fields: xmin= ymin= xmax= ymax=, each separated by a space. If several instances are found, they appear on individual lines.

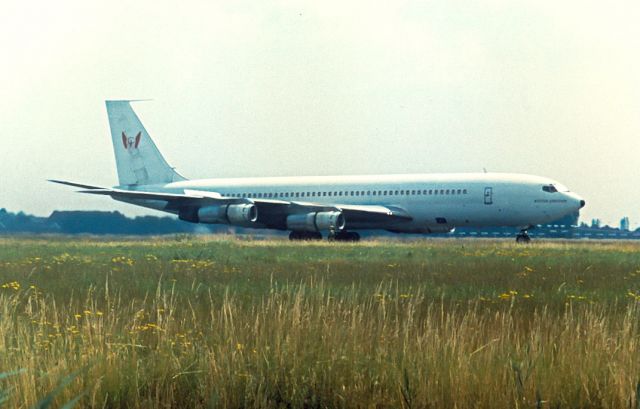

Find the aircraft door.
xmin=484 ymin=187 xmax=493 ymax=205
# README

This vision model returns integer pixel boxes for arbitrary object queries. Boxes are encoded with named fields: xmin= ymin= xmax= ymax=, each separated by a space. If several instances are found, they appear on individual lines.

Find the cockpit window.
xmin=542 ymin=183 xmax=570 ymax=193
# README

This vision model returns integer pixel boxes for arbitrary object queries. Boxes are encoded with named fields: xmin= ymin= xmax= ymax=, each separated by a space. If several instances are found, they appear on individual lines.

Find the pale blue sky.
xmin=1 ymin=0 xmax=639 ymax=227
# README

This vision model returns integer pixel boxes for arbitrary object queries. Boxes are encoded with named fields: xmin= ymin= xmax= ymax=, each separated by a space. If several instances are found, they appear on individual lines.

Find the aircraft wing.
xmin=50 ymin=181 xmax=412 ymax=226
xmin=232 ymin=199 xmax=412 ymax=226
xmin=284 ymin=202 xmax=411 ymax=221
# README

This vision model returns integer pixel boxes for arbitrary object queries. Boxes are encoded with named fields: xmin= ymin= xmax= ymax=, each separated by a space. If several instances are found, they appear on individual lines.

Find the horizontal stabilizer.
xmin=48 ymin=180 xmax=106 ymax=190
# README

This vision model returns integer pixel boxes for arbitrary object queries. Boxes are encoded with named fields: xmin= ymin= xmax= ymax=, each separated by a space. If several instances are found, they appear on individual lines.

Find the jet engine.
xmin=286 ymin=211 xmax=346 ymax=232
xmin=179 ymin=204 xmax=258 ymax=226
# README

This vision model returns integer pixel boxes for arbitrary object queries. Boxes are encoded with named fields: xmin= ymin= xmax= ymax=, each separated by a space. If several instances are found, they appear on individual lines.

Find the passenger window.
xmin=463 ymin=189 xmax=467 ymax=194
xmin=446 ymin=189 xmax=450 ymax=195
xmin=367 ymin=191 xmax=371 ymax=195
xmin=440 ymin=189 xmax=444 ymax=195
xmin=373 ymin=191 xmax=377 ymax=196
xmin=434 ymin=190 xmax=438 ymax=195
xmin=457 ymin=189 xmax=461 ymax=194
xmin=355 ymin=191 xmax=360 ymax=196
xmin=412 ymin=190 xmax=416 ymax=195
xmin=395 ymin=190 xmax=399 ymax=195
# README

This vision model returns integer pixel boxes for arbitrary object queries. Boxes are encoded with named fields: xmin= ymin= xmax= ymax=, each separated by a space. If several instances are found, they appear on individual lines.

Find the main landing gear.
xmin=289 ymin=231 xmax=322 ymax=241
xmin=515 ymin=230 xmax=531 ymax=244
xmin=328 ymin=231 xmax=361 ymax=242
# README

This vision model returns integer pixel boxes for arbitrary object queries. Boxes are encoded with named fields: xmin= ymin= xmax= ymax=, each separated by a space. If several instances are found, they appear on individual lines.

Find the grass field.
xmin=1 ymin=236 xmax=640 ymax=408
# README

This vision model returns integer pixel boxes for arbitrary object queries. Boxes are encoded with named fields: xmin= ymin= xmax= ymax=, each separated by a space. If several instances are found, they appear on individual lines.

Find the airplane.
xmin=51 ymin=100 xmax=585 ymax=243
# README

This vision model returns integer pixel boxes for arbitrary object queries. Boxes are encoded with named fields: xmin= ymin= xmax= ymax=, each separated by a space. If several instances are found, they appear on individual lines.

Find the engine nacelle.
xmin=179 ymin=204 xmax=258 ymax=226
xmin=225 ymin=204 xmax=258 ymax=225
xmin=286 ymin=211 xmax=346 ymax=232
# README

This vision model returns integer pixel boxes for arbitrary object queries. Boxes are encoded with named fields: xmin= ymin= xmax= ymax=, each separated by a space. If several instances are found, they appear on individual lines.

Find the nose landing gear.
xmin=516 ymin=230 xmax=531 ymax=243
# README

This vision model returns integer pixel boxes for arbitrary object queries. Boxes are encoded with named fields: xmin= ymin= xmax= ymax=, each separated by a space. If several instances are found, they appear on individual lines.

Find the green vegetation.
xmin=1 ymin=236 xmax=639 ymax=408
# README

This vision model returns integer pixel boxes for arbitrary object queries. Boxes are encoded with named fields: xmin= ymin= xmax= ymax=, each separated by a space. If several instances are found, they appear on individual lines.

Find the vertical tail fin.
xmin=106 ymin=100 xmax=186 ymax=186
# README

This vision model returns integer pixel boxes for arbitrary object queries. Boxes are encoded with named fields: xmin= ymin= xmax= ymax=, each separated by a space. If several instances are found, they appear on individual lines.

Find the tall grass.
xmin=0 ymin=237 xmax=639 ymax=407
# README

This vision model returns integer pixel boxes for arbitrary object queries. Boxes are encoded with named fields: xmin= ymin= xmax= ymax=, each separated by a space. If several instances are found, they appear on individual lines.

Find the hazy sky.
xmin=1 ymin=0 xmax=639 ymax=227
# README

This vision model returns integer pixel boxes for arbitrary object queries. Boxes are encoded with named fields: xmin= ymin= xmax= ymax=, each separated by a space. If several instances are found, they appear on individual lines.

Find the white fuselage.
xmin=124 ymin=172 xmax=584 ymax=233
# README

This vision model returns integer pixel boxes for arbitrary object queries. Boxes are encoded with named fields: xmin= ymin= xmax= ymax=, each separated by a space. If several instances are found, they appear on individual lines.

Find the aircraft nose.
xmin=564 ymin=192 xmax=585 ymax=211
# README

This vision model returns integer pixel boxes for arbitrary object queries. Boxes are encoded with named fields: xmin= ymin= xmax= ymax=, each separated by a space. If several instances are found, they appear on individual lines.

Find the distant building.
xmin=591 ymin=218 xmax=601 ymax=228
xmin=620 ymin=217 xmax=630 ymax=231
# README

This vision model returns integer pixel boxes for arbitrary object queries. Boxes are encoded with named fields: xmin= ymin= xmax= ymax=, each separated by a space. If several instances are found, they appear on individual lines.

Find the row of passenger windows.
xmin=223 ymin=188 xmax=469 ymax=199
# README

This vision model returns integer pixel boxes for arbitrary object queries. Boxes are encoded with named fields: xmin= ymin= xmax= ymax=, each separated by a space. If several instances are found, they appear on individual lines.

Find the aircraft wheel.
xmin=515 ymin=233 xmax=531 ymax=244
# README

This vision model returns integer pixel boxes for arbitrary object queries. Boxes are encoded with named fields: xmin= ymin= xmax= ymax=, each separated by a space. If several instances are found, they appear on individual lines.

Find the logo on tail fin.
xmin=122 ymin=132 xmax=141 ymax=150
